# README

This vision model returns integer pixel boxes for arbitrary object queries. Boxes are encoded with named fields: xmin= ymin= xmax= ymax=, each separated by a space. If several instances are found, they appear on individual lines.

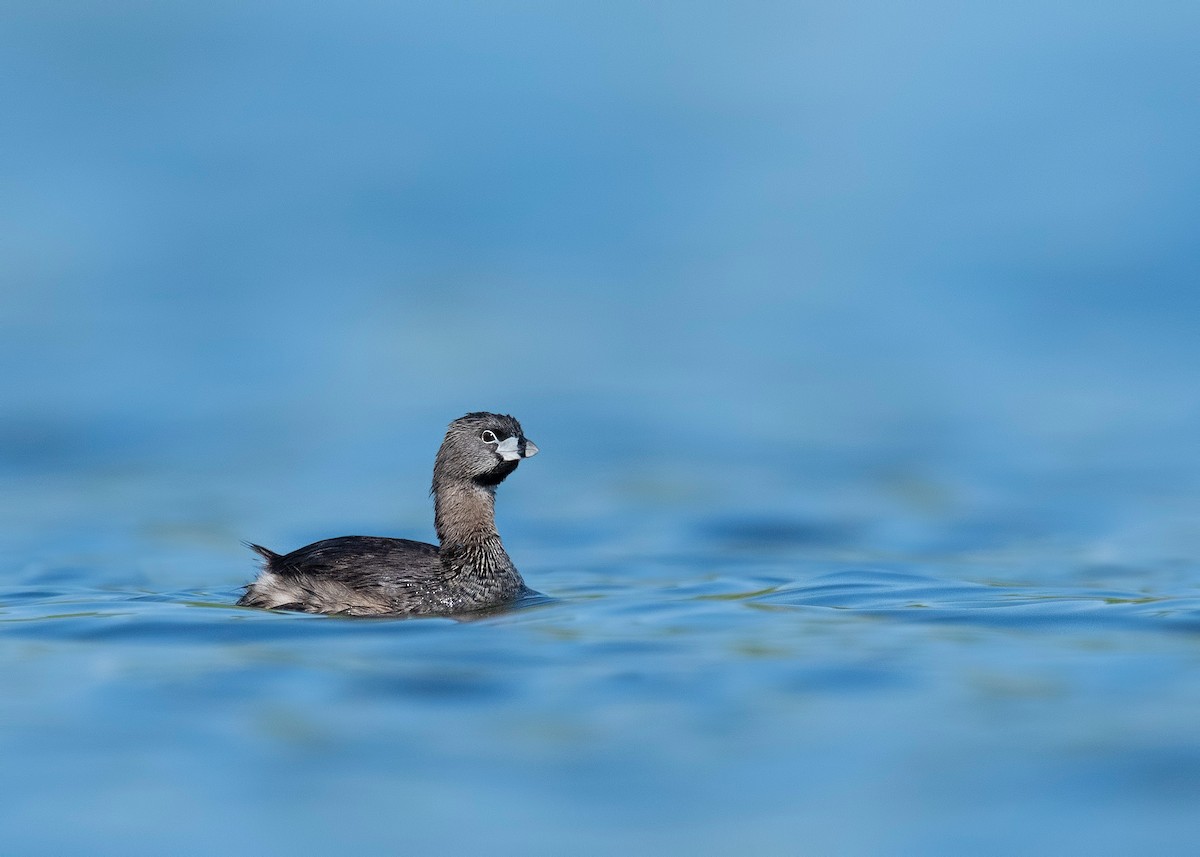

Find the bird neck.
xmin=434 ymin=479 xmax=501 ymax=546
xmin=433 ymin=479 xmax=516 ymax=580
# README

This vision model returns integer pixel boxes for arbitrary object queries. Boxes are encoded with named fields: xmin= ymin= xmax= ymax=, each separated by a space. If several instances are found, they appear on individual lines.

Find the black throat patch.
xmin=474 ymin=459 xmax=519 ymax=487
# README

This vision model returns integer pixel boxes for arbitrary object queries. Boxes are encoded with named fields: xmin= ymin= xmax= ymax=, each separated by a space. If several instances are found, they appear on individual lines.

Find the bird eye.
xmin=481 ymin=430 xmax=498 ymax=444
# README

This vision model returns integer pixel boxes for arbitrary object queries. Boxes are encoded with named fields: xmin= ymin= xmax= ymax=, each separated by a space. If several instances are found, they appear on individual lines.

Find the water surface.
xmin=3 ymin=1 xmax=1200 ymax=854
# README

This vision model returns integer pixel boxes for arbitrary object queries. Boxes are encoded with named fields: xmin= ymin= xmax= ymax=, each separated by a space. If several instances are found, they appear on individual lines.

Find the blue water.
xmin=3 ymin=2 xmax=1200 ymax=854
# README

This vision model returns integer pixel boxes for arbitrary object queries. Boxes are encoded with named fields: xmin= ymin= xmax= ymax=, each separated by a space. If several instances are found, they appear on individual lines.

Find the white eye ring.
xmin=481 ymin=430 xmax=498 ymax=444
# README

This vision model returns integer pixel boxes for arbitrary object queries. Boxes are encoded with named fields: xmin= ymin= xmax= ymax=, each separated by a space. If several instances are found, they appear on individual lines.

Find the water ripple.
xmin=754 ymin=569 xmax=1200 ymax=632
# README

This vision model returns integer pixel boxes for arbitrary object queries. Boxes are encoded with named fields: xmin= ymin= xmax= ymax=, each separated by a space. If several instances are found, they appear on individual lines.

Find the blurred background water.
xmin=2 ymin=1 xmax=1199 ymax=854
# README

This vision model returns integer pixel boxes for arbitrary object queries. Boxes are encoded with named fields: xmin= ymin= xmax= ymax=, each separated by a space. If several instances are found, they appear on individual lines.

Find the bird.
xmin=237 ymin=412 xmax=539 ymax=617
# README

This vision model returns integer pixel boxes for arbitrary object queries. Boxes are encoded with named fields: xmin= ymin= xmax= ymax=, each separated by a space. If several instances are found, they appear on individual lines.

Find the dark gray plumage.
xmin=237 ymin=412 xmax=539 ymax=616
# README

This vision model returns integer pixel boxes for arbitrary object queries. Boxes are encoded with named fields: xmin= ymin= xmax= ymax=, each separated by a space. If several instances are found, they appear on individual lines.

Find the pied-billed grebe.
xmin=238 ymin=412 xmax=539 ymax=616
